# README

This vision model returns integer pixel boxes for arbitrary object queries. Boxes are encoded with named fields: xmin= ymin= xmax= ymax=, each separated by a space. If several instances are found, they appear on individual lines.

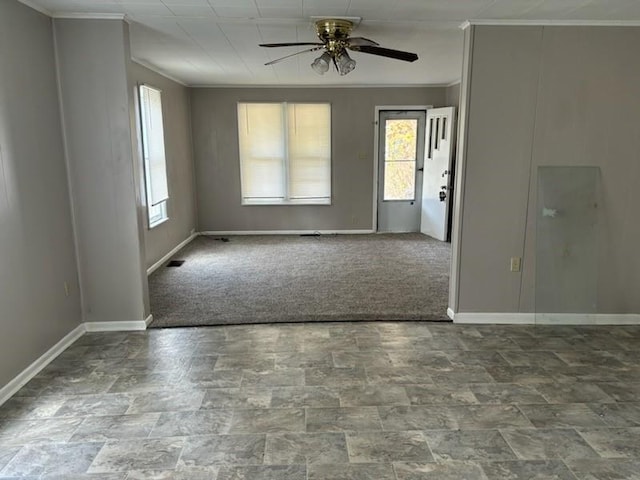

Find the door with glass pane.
xmin=377 ymin=110 xmax=427 ymax=232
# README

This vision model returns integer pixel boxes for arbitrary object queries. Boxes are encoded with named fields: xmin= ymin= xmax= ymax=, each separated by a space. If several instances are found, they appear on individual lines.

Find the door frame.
xmin=372 ymin=105 xmax=432 ymax=232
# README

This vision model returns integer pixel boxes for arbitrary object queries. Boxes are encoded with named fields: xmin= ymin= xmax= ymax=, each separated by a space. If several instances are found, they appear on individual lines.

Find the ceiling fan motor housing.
xmin=315 ymin=19 xmax=354 ymax=55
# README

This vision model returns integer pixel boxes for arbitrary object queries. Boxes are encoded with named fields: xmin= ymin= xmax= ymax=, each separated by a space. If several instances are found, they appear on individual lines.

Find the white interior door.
xmin=377 ymin=110 xmax=427 ymax=233
xmin=421 ymin=107 xmax=456 ymax=241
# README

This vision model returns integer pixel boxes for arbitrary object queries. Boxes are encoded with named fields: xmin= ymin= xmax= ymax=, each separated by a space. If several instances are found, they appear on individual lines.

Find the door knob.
xmin=417 ymin=167 xmax=424 ymax=172
xmin=439 ymin=191 xmax=447 ymax=202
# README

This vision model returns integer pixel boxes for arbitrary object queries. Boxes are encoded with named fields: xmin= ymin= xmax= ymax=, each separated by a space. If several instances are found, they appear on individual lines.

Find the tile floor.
xmin=1 ymin=322 xmax=640 ymax=479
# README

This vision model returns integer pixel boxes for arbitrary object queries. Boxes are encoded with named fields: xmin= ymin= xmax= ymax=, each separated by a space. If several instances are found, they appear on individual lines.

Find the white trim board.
xmin=51 ymin=13 xmax=127 ymax=20
xmin=0 ymin=324 xmax=85 ymax=407
xmin=84 ymin=320 xmax=149 ymax=332
xmin=450 ymin=311 xmax=640 ymax=325
xmin=147 ymin=233 xmax=198 ymax=276
xmin=460 ymin=19 xmax=640 ymax=29
xmin=0 ymin=317 xmax=152 ymax=407
xmin=201 ymin=230 xmax=374 ymax=235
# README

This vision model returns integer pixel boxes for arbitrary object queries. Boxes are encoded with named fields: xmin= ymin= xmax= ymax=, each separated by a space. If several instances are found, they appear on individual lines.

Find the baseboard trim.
xmin=0 ymin=324 xmax=85 ymax=407
xmin=147 ymin=233 xmax=198 ymax=275
xmin=145 ymin=314 xmax=154 ymax=327
xmin=200 ymin=230 xmax=375 ymax=235
xmin=451 ymin=311 xmax=640 ymax=325
xmin=84 ymin=320 xmax=148 ymax=332
xmin=447 ymin=308 xmax=455 ymax=320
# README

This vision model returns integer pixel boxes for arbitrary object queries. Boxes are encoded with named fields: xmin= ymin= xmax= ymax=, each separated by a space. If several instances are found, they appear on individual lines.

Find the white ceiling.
xmin=26 ymin=0 xmax=640 ymax=86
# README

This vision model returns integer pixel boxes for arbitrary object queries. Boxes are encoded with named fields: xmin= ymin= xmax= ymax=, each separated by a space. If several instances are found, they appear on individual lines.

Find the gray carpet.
xmin=148 ymin=233 xmax=451 ymax=327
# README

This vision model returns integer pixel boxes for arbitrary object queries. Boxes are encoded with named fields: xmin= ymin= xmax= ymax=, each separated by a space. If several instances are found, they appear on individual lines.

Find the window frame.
xmin=237 ymin=101 xmax=332 ymax=206
xmin=138 ymin=83 xmax=169 ymax=228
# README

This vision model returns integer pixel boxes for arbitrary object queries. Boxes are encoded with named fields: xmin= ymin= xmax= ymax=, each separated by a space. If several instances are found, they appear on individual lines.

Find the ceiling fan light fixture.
xmin=336 ymin=50 xmax=356 ymax=76
xmin=311 ymin=52 xmax=331 ymax=75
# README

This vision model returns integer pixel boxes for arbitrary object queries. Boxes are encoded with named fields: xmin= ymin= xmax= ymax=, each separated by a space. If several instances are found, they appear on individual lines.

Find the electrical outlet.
xmin=510 ymin=257 xmax=521 ymax=272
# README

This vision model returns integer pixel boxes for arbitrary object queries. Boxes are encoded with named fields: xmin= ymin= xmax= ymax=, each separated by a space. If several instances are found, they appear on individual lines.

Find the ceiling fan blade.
xmin=346 ymin=37 xmax=379 ymax=47
xmin=265 ymin=46 xmax=324 ymax=66
xmin=349 ymin=45 xmax=418 ymax=62
xmin=259 ymin=42 xmax=324 ymax=48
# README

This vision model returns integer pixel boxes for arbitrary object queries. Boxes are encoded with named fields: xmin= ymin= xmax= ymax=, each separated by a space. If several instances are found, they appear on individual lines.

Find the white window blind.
xmin=139 ymin=85 xmax=169 ymax=207
xmin=237 ymin=102 xmax=331 ymax=205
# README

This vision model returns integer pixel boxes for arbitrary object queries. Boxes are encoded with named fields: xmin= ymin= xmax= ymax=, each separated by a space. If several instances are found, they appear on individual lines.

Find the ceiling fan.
xmin=259 ymin=18 xmax=419 ymax=76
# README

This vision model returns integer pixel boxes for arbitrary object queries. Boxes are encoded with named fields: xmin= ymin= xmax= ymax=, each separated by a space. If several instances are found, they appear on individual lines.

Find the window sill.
xmin=149 ymin=216 xmax=169 ymax=229
xmin=242 ymin=199 xmax=331 ymax=206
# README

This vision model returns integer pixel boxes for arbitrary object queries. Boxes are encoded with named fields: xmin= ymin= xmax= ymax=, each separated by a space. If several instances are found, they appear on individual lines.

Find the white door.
xmin=377 ymin=110 xmax=427 ymax=232
xmin=421 ymin=107 xmax=456 ymax=241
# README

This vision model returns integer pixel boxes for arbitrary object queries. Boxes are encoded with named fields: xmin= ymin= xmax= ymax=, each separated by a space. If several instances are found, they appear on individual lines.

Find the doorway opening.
xmin=373 ymin=106 xmax=456 ymax=241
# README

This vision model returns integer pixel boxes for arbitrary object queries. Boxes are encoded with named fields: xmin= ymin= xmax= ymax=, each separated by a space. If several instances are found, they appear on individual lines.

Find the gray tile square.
xmin=450 ymin=405 xmax=533 ymax=429
xmin=500 ymin=428 xmax=600 ymax=460
xmin=54 ymin=394 xmax=133 ymax=418
xmin=179 ymin=434 xmax=265 ymax=467
xmin=305 ymin=367 xmax=366 ymax=387
xmin=306 ymin=407 xmax=382 ymax=432
xmin=1 ymin=442 xmax=103 ymax=477
xmin=339 ymin=386 xmax=410 ymax=407
xmin=564 ymin=458 xmax=640 ymax=479
xmin=347 ymin=431 xmax=433 ymax=463
xmin=270 ymin=387 xmax=340 ymax=408
xmin=425 ymin=429 xmax=516 ymax=461
xmin=0 ymin=417 xmax=83 ymax=446
xmin=588 ymin=403 xmax=640 ymax=427
xmin=264 ymin=433 xmax=348 ymax=465
xmin=405 ymin=385 xmax=477 ymax=406
xmin=70 ymin=413 xmax=160 ymax=442
xmin=519 ymin=404 xmax=608 ymax=428
xmin=378 ymin=406 xmax=458 ymax=430
xmin=578 ymin=427 xmax=640 ymax=458
xmin=217 ymin=465 xmax=306 ymax=480
xmin=307 ymin=463 xmax=395 ymax=480
xmin=393 ymin=461 xmax=487 ymax=480
xmin=124 ymin=468 xmax=217 ymax=479
xmin=470 ymin=383 xmax=547 ymax=405
xmin=535 ymin=383 xmax=615 ymax=404
xmin=88 ymin=438 xmax=184 ymax=473
xmin=242 ymin=369 xmax=305 ymax=387
xmin=202 ymin=388 xmax=271 ymax=410
xmin=0 ymin=446 xmax=21 ymax=471
xmin=150 ymin=410 xmax=234 ymax=437
xmin=480 ymin=460 xmax=578 ymax=479
xmin=127 ymin=390 xmax=205 ymax=414
xmin=229 ymin=408 xmax=305 ymax=433
xmin=365 ymin=366 xmax=434 ymax=385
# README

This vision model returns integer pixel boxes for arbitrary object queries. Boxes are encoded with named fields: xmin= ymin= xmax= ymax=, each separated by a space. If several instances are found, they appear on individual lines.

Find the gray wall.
xmin=453 ymin=25 xmax=640 ymax=314
xmin=191 ymin=87 xmax=447 ymax=231
xmin=0 ymin=1 xmax=82 ymax=387
xmin=55 ymin=19 xmax=149 ymax=322
xmin=130 ymin=63 xmax=198 ymax=269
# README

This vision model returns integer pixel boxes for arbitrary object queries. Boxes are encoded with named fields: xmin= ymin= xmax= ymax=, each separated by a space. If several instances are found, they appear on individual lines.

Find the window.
xmin=237 ymin=102 xmax=331 ymax=205
xmin=383 ymin=118 xmax=419 ymax=201
xmin=139 ymin=84 xmax=169 ymax=227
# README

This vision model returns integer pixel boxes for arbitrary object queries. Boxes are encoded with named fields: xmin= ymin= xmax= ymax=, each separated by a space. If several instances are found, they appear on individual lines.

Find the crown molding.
xmin=51 ymin=12 xmax=128 ymax=21
xmin=131 ymin=58 xmax=188 ymax=87
xmin=18 ymin=0 xmax=52 ymax=17
xmin=189 ymin=83 xmax=451 ymax=89
xmin=461 ymin=19 xmax=640 ymax=28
